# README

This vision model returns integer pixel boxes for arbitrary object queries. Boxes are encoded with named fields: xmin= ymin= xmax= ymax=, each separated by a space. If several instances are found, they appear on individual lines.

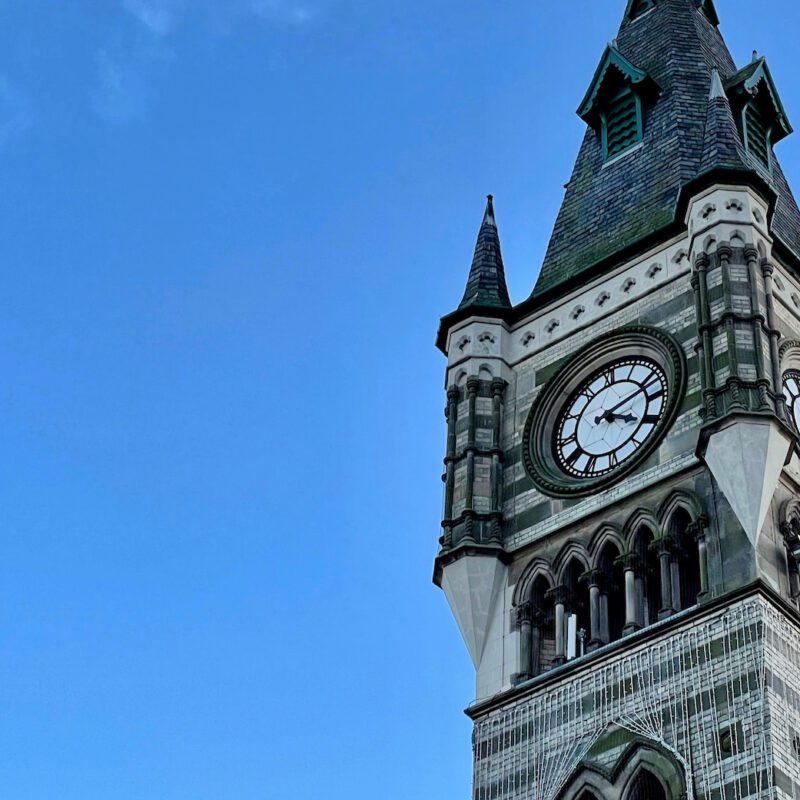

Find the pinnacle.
xmin=458 ymin=196 xmax=511 ymax=311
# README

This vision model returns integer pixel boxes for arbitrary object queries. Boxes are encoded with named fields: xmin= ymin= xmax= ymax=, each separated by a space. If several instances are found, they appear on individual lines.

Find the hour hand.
xmin=594 ymin=410 xmax=638 ymax=424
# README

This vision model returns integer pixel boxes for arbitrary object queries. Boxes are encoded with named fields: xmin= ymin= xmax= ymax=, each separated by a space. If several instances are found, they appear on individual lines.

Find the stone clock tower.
xmin=434 ymin=2 xmax=800 ymax=799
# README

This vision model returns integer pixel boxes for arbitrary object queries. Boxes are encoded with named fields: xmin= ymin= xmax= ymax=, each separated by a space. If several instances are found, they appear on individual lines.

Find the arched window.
xmin=517 ymin=574 xmax=556 ymax=680
xmin=597 ymin=542 xmax=625 ymax=644
xmin=670 ymin=508 xmax=701 ymax=611
xmin=626 ymin=768 xmax=668 ymax=800
xmin=563 ymin=558 xmax=591 ymax=652
xmin=633 ymin=525 xmax=660 ymax=627
xmin=558 ymin=744 xmax=684 ymax=800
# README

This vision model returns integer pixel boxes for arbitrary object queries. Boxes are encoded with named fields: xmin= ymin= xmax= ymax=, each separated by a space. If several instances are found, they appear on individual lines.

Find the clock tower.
xmin=434 ymin=2 xmax=800 ymax=799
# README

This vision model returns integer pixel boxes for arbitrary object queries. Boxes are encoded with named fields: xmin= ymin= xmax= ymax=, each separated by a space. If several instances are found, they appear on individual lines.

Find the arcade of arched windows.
xmin=514 ymin=493 xmax=708 ymax=681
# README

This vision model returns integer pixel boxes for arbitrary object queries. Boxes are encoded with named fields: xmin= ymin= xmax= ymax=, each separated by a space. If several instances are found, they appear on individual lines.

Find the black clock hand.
xmin=594 ymin=410 xmax=638 ymax=425
xmin=604 ymin=376 xmax=660 ymax=416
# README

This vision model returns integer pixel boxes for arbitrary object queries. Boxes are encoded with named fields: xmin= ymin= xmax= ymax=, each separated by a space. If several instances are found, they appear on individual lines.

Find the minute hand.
xmin=605 ymin=377 xmax=660 ymax=415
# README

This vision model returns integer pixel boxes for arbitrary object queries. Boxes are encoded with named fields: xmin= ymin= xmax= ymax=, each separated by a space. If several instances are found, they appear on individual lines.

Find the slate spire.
xmin=530 ymin=0 xmax=800 ymax=302
xmin=699 ymin=69 xmax=749 ymax=173
xmin=458 ymin=195 xmax=511 ymax=310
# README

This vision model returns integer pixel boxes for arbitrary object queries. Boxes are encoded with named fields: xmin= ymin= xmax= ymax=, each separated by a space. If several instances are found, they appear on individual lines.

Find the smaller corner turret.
xmin=433 ymin=197 xmax=514 ymax=673
xmin=686 ymin=69 xmax=797 ymax=548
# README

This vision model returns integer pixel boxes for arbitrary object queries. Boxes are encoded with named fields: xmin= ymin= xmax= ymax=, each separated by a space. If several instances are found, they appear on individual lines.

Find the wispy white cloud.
xmin=92 ymin=0 xmax=322 ymax=124
xmin=122 ymin=0 xmax=187 ymax=36
xmin=92 ymin=39 xmax=174 ymax=125
xmin=92 ymin=49 xmax=149 ymax=124
xmin=0 ymin=75 xmax=32 ymax=148
xmin=248 ymin=0 xmax=317 ymax=26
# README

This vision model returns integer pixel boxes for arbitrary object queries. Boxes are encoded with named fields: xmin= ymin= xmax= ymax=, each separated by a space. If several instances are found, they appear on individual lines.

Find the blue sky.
xmin=0 ymin=1 xmax=798 ymax=798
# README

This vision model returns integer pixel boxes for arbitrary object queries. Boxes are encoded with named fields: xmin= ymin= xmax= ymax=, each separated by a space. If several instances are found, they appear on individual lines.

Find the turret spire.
xmin=699 ymin=69 xmax=749 ymax=173
xmin=458 ymin=195 xmax=511 ymax=311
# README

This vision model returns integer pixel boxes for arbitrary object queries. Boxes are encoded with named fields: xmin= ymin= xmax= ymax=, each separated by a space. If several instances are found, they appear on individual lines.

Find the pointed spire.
xmin=458 ymin=195 xmax=511 ymax=311
xmin=709 ymin=68 xmax=725 ymax=100
xmin=700 ymin=69 xmax=750 ymax=173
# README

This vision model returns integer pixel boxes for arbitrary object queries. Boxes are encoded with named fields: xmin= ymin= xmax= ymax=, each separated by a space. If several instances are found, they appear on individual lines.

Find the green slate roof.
xmin=458 ymin=195 xmax=511 ymax=311
xmin=529 ymin=0 xmax=800 ymax=300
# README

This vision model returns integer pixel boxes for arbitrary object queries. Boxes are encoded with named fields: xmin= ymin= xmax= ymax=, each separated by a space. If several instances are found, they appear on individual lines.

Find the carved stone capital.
xmin=717 ymin=243 xmax=733 ymax=262
xmin=545 ymin=585 xmax=572 ymax=608
xmin=491 ymin=378 xmax=507 ymax=398
xmin=687 ymin=519 xmax=706 ymax=542
xmin=516 ymin=602 xmax=544 ymax=626
xmin=447 ymin=386 xmax=461 ymax=404
xmin=580 ymin=569 xmax=605 ymax=590
xmin=466 ymin=376 xmax=481 ymax=394
xmin=744 ymin=244 xmax=759 ymax=262
xmin=616 ymin=552 xmax=643 ymax=573
xmin=762 ymin=260 xmax=775 ymax=278
xmin=650 ymin=535 xmax=676 ymax=557
xmin=694 ymin=252 xmax=710 ymax=270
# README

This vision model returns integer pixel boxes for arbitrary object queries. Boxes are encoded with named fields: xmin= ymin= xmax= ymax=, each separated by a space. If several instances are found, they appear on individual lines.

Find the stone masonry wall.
xmin=470 ymin=594 xmax=800 ymax=800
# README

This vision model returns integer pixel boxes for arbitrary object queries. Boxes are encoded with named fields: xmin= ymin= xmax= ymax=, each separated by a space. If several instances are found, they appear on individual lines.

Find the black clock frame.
xmin=522 ymin=326 xmax=687 ymax=498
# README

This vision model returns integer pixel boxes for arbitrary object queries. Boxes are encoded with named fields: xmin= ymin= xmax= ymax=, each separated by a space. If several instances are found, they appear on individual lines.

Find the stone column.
xmin=744 ymin=244 xmax=771 ymax=411
xmin=546 ymin=586 xmax=570 ymax=666
xmin=463 ymin=377 xmax=480 ymax=542
xmin=762 ymin=260 xmax=787 ymax=421
xmin=690 ymin=517 xmax=710 ymax=600
xmin=441 ymin=385 xmax=460 ymax=547
xmin=691 ymin=271 xmax=709 ymax=419
xmin=618 ymin=553 xmax=643 ymax=636
xmin=489 ymin=378 xmax=506 ymax=543
xmin=581 ymin=570 xmax=605 ymax=651
xmin=516 ymin=603 xmax=544 ymax=679
xmin=718 ymin=243 xmax=743 ymax=410
xmin=671 ymin=553 xmax=681 ymax=613
xmin=652 ymin=536 xmax=675 ymax=620
xmin=695 ymin=252 xmax=717 ymax=418
xmin=517 ymin=602 xmax=533 ymax=679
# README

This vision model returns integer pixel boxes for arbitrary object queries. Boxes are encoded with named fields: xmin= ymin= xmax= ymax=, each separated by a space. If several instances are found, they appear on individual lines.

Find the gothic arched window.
xmin=597 ymin=541 xmax=625 ymax=644
xmin=626 ymin=768 xmax=668 ymax=800
xmin=669 ymin=508 xmax=701 ymax=612
xmin=517 ymin=574 xmax=555 ymax=681
xmin=633 ymin=525 xmax=661 ymax=627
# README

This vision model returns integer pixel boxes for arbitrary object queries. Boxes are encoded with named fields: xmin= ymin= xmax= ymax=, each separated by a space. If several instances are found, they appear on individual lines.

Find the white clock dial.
xmin=555 ymin=358 xmax=668 ymax=477
xmin=784 ymin=370 xmax=800 ymax=430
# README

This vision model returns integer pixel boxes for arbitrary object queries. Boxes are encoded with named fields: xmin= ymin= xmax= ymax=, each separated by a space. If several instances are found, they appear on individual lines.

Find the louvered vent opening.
xmin=604 ymin=92 xmax=640 ymax=160
xmin=696 ymin=0 xmax=718 ymax=24
xmin=745 ymin=103 xmax=771 ymax=169
xmin=630 ymin=0 xmax=656 ymax=19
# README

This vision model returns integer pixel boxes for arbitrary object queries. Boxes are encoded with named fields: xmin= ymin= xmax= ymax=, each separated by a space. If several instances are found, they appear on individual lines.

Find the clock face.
xmin=523 ymin=326 xmax=685 ymax=498
xmin=555 ymin=358 xmax=668 ymax=477
xmin=784 ymin=370 xmax=800 ymax=430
